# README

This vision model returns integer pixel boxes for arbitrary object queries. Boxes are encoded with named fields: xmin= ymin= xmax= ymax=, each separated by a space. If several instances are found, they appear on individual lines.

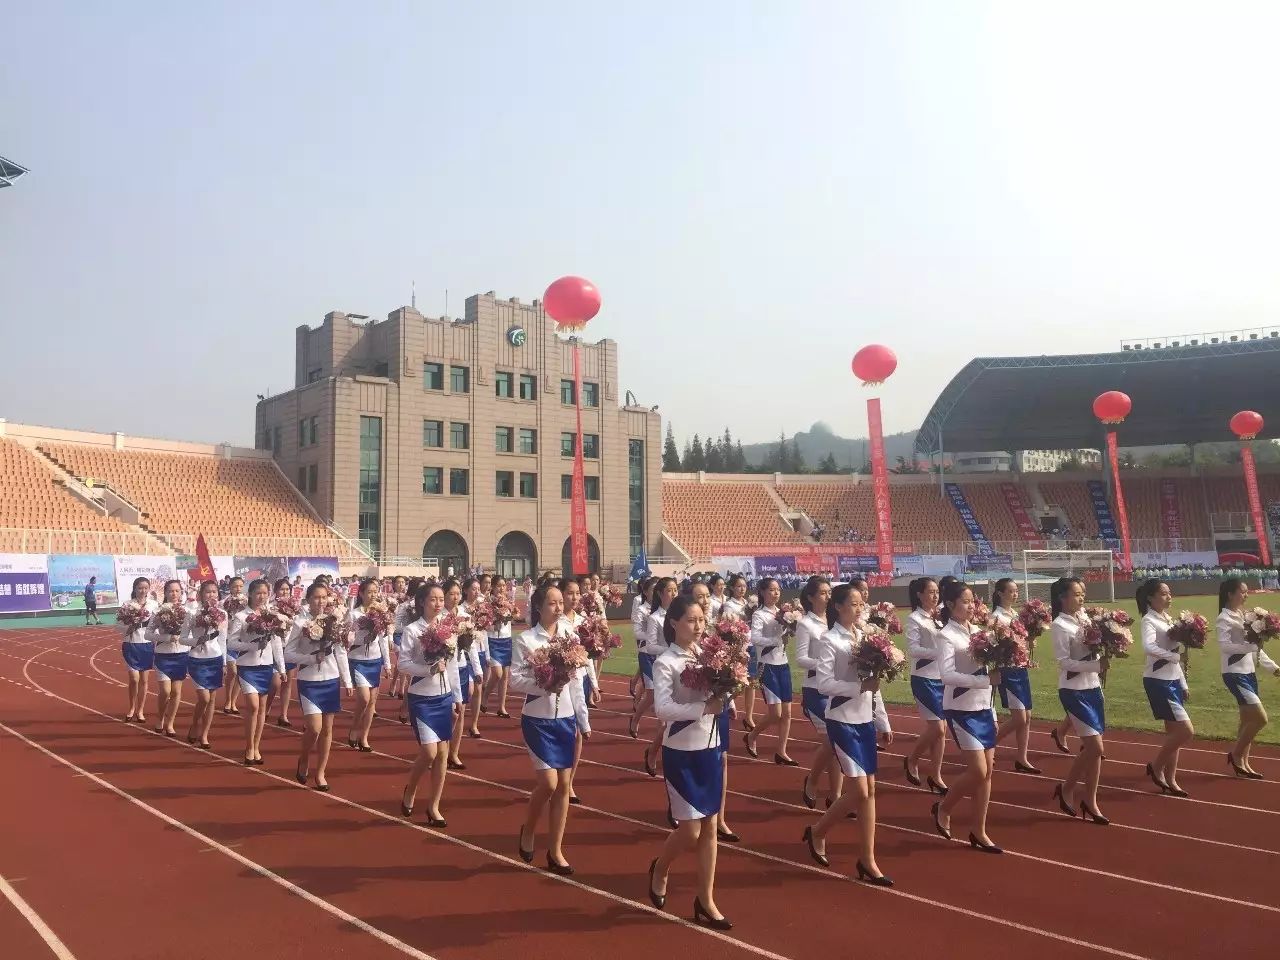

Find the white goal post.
xmin=1020 ymin=549 xmax=1116 ymax=604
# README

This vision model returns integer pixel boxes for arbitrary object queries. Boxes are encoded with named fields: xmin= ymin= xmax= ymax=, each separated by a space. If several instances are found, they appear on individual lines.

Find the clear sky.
xmin=3 ymin=1 xmax=1279 ymax=448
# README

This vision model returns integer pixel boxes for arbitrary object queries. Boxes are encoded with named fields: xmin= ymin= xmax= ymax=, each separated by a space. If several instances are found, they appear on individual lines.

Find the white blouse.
xmin=119 ymin=597 xmax=159 ymax=645
xmin=638 ymin=606 xmax=668 ymax=658
xmin=937 ymin=619 xmax=993 ymax=712
xmin=145 ymin=603 xmax=189 ymax=655
xmin=226 ymin=608 xmax=287 ymax=671
xmin=906 ymin=608 xmax=942 ymax=680
xmin=1141 ymin=610 xmax=1186 ymax=685
xmin=283 ymin=611 xmax=354 ymax=686
xmin=177 ymin=604 xmax=229 ymax=661
xmin=509 ymin=623 xmax=591 ymax=730
xmin=815 ymin=623 xmax=892 ymax=730
xmin=1052 ymin=613 xmax=1102 ymax=691
xmin=720 ymin=597 xmax=749 ymax=622
xmin=397 ymin=614 xmax=461 ymax=699
xmin=794 ymin=611 xmax=828 ymax=690
xmin=1216 ymin=608 xmax=1280 ymax=676
xmin=347 ymin=604 xmax=395 ymax=667
xmin=751 ymin=606 xmax=788 ymax=667
xmin=652 ymin=643 xmax=719 ymax=751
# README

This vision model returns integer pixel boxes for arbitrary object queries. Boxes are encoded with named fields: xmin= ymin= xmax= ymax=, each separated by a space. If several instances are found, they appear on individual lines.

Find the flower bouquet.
xmin=453 ymin=613 xmax=476 ymax=652
xmin=867 ymin=601 xmax=903 ymax=635
xmin=152 ymin=602 xmax=186 ymax=637
xmin=604 ymin=584 xmax=624 ymax=609
xmin=1018 ymin=599 xmax=1051 ymax=647
xmin=274 ymin=595 xmax=301 ymax=619
xmin=777 ymin=601 xmax=802 ymax=641
xmin=358 ymin=599 xmax=394 ymax=637
xmin=579 ymin=592 xmax=602 ymax=616
xmin=680 ymin=627 xmax=751 ymax=744
xmin=576 ymin=613 xmax=623 ymax=660
xmin=1167 ymin=611 xmax=1208 ymax=650
xmin=303 ymin=611 xmax=347 ymax=664
xmin=469 ymin=598 xmax=497 ymax=634
xmin=971 ymin=600 xmax=992 ymax=627
xmin=245 ymin=608 xmax=292 ymax=650
xmin=420 ymin=614 xmax=460 ymax=692
xmin=527 ymin=630 xmax=590 ymax=712
xmin=1081 ymin=608 xmax=1134 ymax=683
xmin=1243 ymin=607 xmax=1280 ymax=647
xmin=852 ymin=624 xmax=908 ymax=683
xmin=223 ymin=594 xmax=248 ymax=616
xmin=967 ymin=619 xmax=1033 ymax=673
xmin=116 ymin=600 xmax=151 ymax=638
xmin=492 ymin=596 xmax=515 ymax=626
xmin=192 ymin=603 xmax=227 ymax=654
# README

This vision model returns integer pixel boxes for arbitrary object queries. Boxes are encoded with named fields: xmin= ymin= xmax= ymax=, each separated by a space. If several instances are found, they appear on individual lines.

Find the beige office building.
xmin=256 ymin=291 xmax=663 ymax=579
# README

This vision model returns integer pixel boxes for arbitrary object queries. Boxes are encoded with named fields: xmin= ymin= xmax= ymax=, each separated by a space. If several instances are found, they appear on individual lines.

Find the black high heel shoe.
xmin=1053 ymin=784 xmax=1077 ymax=818
xmin=902 ymin=756 xmax=922 ymax=787
xmin=801 ymin=774 xmax=816 ymax=809
xmin=774 ymin=754 xmax=799 ymax=767
xmin=803 ymin=826 xmax=829 ymax=868
xmin=545 ymin=854 xmax=574 ymax=877
xmin=926 ymin=776 xmax=948 ymax=796
xmin=1227 ymin=752 xmax=1253 ymax=778
xmin=742 ymin=717 xmax=756 ymax=732
xmin=628 ymin=717 xmax=639 ymax=739
xmin=716 ymin=828 xmax=740 ymax=843
xmin=313 ymin=783 xmax=330 ymax=793
xmin=968 ymin=833 xmax=1003 ymax=854
xmin=742 ymin=733 xmax=758 ymax=759
xmin=647 ymin=859 xmax=666 ymax=909
xmin=1013 ymin=760 xmax=1042 ymax=774
xmin=347 ymin=738 xmax=359 ymax=749
xmin=1145 ymin=762 xmax=1169 ymax=790
xmin=295 ymin=761 xmax=308 ymax=785
xmin=1050 ymin=728 xmax=1070 ymax=754
xmin=518 ymin=826 xmax=534 ymax=864
xmin=400 ymin=790 xmax=413 ymax=817
xmin=1080 ymin=802 xmax=1110 ymax=826
xmin=693 ymin=898 xmax=732 ymax=931
xmin=666 ymin=805 xmax=678 ymax=830
xmin=357 ymin=743 xmax=373 ymax=753
xmin=1162 ymin=783 xmax=1189 ymax=799
xmin=856 ymin=860 xmax=893 ymax=886
xmin=931 ymin=801 xmax=951 ymax=841
xmin=447 ymin=758 xmax=466 ymax=771
xmin=427 ymin=815 xmax=447 ymax=828
xmin=643 ymin=748 xmax=658 ymax=778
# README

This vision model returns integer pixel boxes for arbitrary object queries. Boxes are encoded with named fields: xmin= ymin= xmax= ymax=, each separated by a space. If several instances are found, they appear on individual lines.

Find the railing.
xmin=0 ymin=528 xmax=170 ymax=555
xmin=1211 ymin=512 xmax=1264 ymax=534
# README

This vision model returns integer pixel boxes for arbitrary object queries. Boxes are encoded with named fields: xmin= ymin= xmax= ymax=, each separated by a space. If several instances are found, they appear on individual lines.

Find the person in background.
xmin=990 ymin=578 xmax=1039 ymax=774
xmin=1050 ymin=577 xmax=1109 ymax=826
xmin=1136 ymin=579 xmax=1192 ymax=797
xmin=1216 ymin=576 xmax=1278 ymax=778
xmin=84 ymin=575 xmax=103 ymax=625
xmin=119 ymin=576 xmax=158 ymax=723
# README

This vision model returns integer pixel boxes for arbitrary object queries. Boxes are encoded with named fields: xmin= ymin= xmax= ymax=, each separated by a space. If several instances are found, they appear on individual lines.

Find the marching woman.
xmin=559 ymin=577 xmax=598 ymax=806
xmin=707 ymin=574 xmax=727 ymax=623
xmin=147 ymin=579 xmax=188 ymax=736
xmin=1137 ymin=579 xmax=1193 ymax=796
xmin=802 ymin=583 xmax=893 ymax=885
xmin=398 ymin=583 xmax=462 ymax=827
xmin=744 ymin=578 xmax=797 ymax=765
xmin=272 ymin=577 xmax=301 ymax=729
xmin=220 ymin=576 xmax=247 ymax=716
xmin=903 ymin=577 xmax=948 ymax=794
xmin=119 ymin=576 xmax=158 ymax=723
xmin=282 ymin=581 xmax=354 ymax=792
xmin=797 ymin=576 xmax=841 ymax=809
xmin=932 ymin=580 xmax=1002 ymax=853
xmin=990 ymin=578 xmax=1040 ymax=773
xmin=1218 ymin=576 xmax=1279 ymax=778
xmin=646 ymin=595 xmax=734 ymax=929
xmin=633 ymin=577 xmax=677 ymax=746
xmin=481 ymin=576 xmax=516 ymax=719
xmin=178 ymin=580 xmax=229 ymax=749
xmin=512 ymin=584 xmax=592 ymax=875
xmin=690 ymin=582 xmax=739 ymax=841
xmin=629 ymin=576 xmax=657 ymax=701
xmin=1049 ymin=576 xmax=1109 ymax=825
xmin=720 ymin=575 xmax=756 ymax=729
xmin=461 ymin=577 xmax=487 ymax=737
xmin=346 ymin=578 xmax=393 ymax=753
xmin=226 ymin=578 xmax=286 ymax=765
xmin=443 ymin=578 xmax=481 ymax=770
xmin=392 ymin=577 xmax=421 ymax=721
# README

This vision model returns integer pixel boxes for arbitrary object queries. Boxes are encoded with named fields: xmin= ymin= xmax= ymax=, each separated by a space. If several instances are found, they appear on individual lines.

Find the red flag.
xmin=189 ymin=534 xmax=217 ymax=584
xmin=1106 ymin=432 xmax=1133 ymax=571
xmin=570 ymin=343 xmax=589 ymax=575
xmin=866 ymin=397 xmax=895 ymax=574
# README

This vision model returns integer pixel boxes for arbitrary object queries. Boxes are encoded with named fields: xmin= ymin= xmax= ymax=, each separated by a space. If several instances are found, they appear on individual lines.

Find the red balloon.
xmin=851 ymin=344 xmax=897 ymax=385
xmin=1092 ymin=391 xmax=1132 ymax=424
xmin=1231 ymin=410 xmax=1264 ymax=439
xmin=542 ymin=276 xmax=601 ymax=331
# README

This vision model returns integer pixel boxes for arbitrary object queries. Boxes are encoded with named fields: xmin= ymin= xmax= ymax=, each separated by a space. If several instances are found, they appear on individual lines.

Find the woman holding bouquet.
xmin=1217 ymin=577 xmax=1278 ymax=778
xmin=628 ymin=576 xmax=656 ymax=700
xmin=398 ymin=583 xmax=463 ymax=826
xmin=904 ymin=577 xmax=948 ymax=794
xmin=990 ymin=579 xmax=1040 ymax=774
xmin=147 ymin=579 xmax=189 ymax=736
xmin=802 ymin=583 xmax=893 ymax=885
xmin=272 ymin=577 xmax=302 ymax=729
xmin=178 ymin=580 xmax=230 ymax=749
xmin=744 ymin=578 xmax=797 ymax=765
xmin=559 ymin=577 xmax=598 ymax=805
xmin=796 ymin=576 xmax=841 ymax=810
xmin=933 ymin=580 xmax=1002 ymax=853
xmin=633 ymin=577 xmax=677 ymax=750
xmin=647 ymin=595 xmax=734 ymax=930
xmin=391 ymin=577 xmax=421 ymax=720
xmin=118 ymin=576 xmax=158 ymax=724
xmin=283 ymin=581 xmax=353 ymax=792
xmin=1049 ymin=577 xmax=1109 ymax=825
xmin=720 ymin=576 xmax=755 ymax=728
xmin=1137 ymin=579 xmax=1193 ymax=796
xmin=442 ymin=579 xmax=481 ymax=770
xmin=460 ymin=577 xmax=488 ymax=737
xmin=707 ymin=574 xmax=727 ymax=623
xmin=481 ymin=576 xmax=516 ymax=719
xmin=220 ymin=576 xmax=247 ymax=716
xmin=690 ymin=583 xmax=740 ymax=841
xmin=227 ymin=578 xmax=287 ymax=764
xmin=512 ymin=584 xmax=591 ymax=875
xmin=346 ymin=578 xmax=394 ymax=753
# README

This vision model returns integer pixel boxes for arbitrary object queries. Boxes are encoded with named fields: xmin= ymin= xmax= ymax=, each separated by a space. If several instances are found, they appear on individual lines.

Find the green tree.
xmin=662 ymin=424 xmax=682 ymax=472
xmin=732 ymin=439 xmax=748 ymax=472
xmin=686 ymin=434 xmax=707 ymax=471
xmin=817 ymin=452 xmax=840 ymax=474
xmin=705 ymin=436 xmax=725 ymax=472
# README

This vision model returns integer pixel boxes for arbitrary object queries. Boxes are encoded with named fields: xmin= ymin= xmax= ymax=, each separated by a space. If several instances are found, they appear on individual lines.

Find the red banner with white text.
xmin=999 ymin=483 xmax=1042 ymax=544
xmin=1240 ymin=444 xmax=1272 ymax=566
xmin=1106 ymin=432 xmax=1133 ymax=570
xmin=570 ymin=344 xmax=589 ymax=575
xmin=867 ymin=398 xmax=894 ymax=574
xmin=1158 ymin=478 xmax=1183 ymax=544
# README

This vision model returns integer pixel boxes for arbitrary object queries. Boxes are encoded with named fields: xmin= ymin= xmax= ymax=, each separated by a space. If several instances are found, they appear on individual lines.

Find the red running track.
xmin=2 ymin=627 xmax=1279 ymax=960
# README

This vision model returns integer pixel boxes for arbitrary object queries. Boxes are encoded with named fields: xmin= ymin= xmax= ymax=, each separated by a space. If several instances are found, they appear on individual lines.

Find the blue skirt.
xmin=237 ymin=664 xmax=275 ymax=695
xmin=188 ymin=657 xmax=225 ymax=691
xmin=801 ymin=686 xmax=829 ymax=733
xmin=408 ymin=691 xmax=454 ymax=745
xmin=760 ymin=662 xmax=793 ymax=704
xmin=154 ymin=651 xmax=189 ymax=682
xmin=457 ymin=662 xmax=473 ymax=704
xmin=1059 ymin=687 xmax=1106 ymax=737
xmin=582 ymin=671 xmax=594 ymax=702
xmin=663 ymin=746 xmax=723 ymax=821
xmin=747 ymin=646 xmax=760 ymax=678
xmin=1143 ymin=677 xmax=1189 ymax=723
xmin=478 ymin=649 xmax=490 ymax=673
xmin=716 ymin=706 xmax=731 ymax=756
xmin=638 ymin=652 xmax=656 ymax=689
xmin=910 ymin=675 xmax=944 ymax=722
xmin=946 ymin=708 xmax=997 ymax=751
xmin=1223 ymin=672 xmax=1261 ymax=706
xmin=488 ymin=636 xmax=513 ymax=667
xmin=826 ymin=718 xmax=878 ymax=777
xmin=297 ymin=677 xmax=340 ymax=715
xmin=998 ymin=667 xmax=1033 ymax=711
xmin=121 ymin=642 xmax=154 ymax=672
xmin=349 ymin=659 xmax=384 ymax=689
xmin=521 ymin=714 xmax=577 ymax=770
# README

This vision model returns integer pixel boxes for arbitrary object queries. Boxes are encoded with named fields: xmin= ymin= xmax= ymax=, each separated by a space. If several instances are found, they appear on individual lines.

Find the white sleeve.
xmin=447 ymin=653 xmax=462 ymax=704
xmin=794 ymin=621 xmax=819 ymax=672
xmin=175 ymin=613 xmax=200 ymax=649
xmin=938 ymin=629 xmax=991 ymax=688
xmin=1142 ymin=617 xmax=1177 ymax=657
xmin=872 ymin=691 xmax=891 ymax=734
xmin=1260 ymin=647 xmax=1280 ymax=674
xmin=815 ymin=638 xmax=858 ymax=698
xmin=271 ymin=636 xmax=286 ymax=674
xmin=569 ymin=663 xmax=591 ymax=732
xmin=652 ymin=656 xmax=706 ymax=723
xmin=906 ymin=615 xmax=937 ymax=661
xmin=335 ymin=645 xmax=352 ymax=688
xmin=749 ymin=609 xmax=771 ymax=648
xmin=396 ymin=626 xmax=435 ymax=679
xmin=507 ymin=634 xmax=540 ymax=695
xmin=1054 ymin=622 xmax=1101 ymax=673
xmin=1216 ymin=615 xmax=1258 ymax=656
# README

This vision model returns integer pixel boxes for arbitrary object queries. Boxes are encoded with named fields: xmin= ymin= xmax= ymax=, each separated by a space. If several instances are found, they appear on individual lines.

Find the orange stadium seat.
xmin=662 ymin=481 xmax=809 ymax=558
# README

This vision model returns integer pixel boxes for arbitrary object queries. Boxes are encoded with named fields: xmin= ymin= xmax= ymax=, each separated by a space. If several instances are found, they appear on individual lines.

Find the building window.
xmin=423 ymin=361 xmax=444 ymax=391
xmin=450 ymin=365 xmax=470 ymax=393
xmin=298 ymin=416 xmax=319 ymax=447
xmin=450 ymin=422 xmax=470 ymax=450
xmin=519 ymin=472 xmax=537 ymax=498
xmin=423 ymin=420 xmax=442 ymax=448
xmin=494 ymin=371 xmax=513 ymax=398
xmin=422 ymin=466 xmax=442 ymax=495
xmin=518 ymin=428 xmax=537 ymax=455
xmin=358 ymin=416 xmax=381 ymax=555
xmin=561 ymin=432 xmax=575 ymax=458
xmin=518 ymin=374 xmax=537 ymax=400
xmin=495 ymin=471 xmax=514 ymax=498
xmin=582 ymin=382 xmax=599 ymax=407
xmin=560 ymin=379 xmax=576 ymax=405
xmin=561 ymin=474 xmax=600 ymax=500
xmin=582 ymin=434 xmax=599 ymax=459
xmin=308 ymin=463 xmax=318 ymax=494
xmin=449 ymin=468 xmax=469 ymax=496
xmin=297 ymin=466 xmax=307 ymax=491
xmin=271 ymin=426 xmax=281 ymax=456
xmin=308 ymin=368 xmax=322 ymax=383
xmin=628 ymin=439 xmax=645 ymax=557
xmin=495 ymin=426 xmax=514 ymax=453
xmin=560 ymin=475 xmax=572 ymax=500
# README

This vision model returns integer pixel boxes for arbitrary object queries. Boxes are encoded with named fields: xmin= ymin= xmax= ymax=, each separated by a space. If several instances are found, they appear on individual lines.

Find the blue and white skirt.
xmin=747 ymin=646 xmax=760 ymax=679
xmin=946 ymin=708 xmax=997 ymax=751
xmin=826 ymin=718 xmax=878 ymax=778
xmin=760 ymin=662 xmax=793 ymax=705
xmin=237 ymin=664 xmax=275 ymax=696
xmin=663 ymin=746 xmax=723 ymax=821
xmin=639 ymin=652 xmax=656 ymax=690
xmin=188 ymin=657 xmax=225 ymax=691
xmin=801 ymin=686 xmax=829 ymax=734
xmin=154 ymin=651 xmax=189 ymax=682
xmin=488 ymin=636 xmax=513 ymax=667
xmin=1143 ymin=677 xmax=1189 ymax=723
xmin=297 ymin=677 xmax=340 ymax=716
xmin=408 ymin=691 xmax=455 ymax=745
xmin=121 ymin=642 xmax=154 ymax=672
xmin=998 ymin=667 xmax=1033 ymax=712
xmin=582 ymin=670 xmax=595 ymax=703
xmin=1223 ymin=672 xmax=1262 ymax=706
xmin=349 ymin=659 xmax=384 ymax=690
xmin=910 ymin=675 xmax=945 ymax=723
xmin=1059 ymin=687 xmax=1106 ymax=738
xmin=521 ymin=714 xmax=577 ymax=770
xmin=457 ymin=662 xmax=473 ymax=704
xmin=716 ymin=706 xmax=732 ymax=756
xmin=478 ymin=649 xmax=490 ymax=673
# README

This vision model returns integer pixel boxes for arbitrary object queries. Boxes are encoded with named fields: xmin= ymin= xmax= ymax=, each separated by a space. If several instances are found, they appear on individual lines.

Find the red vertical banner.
xmin=1105 ymin=432 xmax=1133 ymax=571
xmin=866 ymin=397 xmax=895 ymax=574
xmin=570 ymin=343 xmax=589 ymax=575
xmin=1240 ymin=444 xmax=1272 ymax=565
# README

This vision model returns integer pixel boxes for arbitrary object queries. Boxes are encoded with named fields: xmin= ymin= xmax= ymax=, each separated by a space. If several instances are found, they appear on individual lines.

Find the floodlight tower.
xmin=0 ymin=156 xmax=29 ymax=190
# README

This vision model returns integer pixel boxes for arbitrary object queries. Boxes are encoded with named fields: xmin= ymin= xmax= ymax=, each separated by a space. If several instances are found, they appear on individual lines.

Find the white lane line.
xmin=0 ymin=872 xmax=78 ymax=960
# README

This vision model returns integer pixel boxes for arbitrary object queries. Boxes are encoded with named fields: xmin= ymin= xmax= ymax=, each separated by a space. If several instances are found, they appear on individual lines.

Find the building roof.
xmin=914 ymin=336 xmax=1280 ymax=455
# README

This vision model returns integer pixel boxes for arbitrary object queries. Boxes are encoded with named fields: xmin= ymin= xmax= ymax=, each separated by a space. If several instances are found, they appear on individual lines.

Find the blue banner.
xmin=837 ymin=555 xmax=883 ymax=576
xmin=754 ymin=555 xmax=797 ymax=576
xmin=1086 ymin=480 xmax=1121 ymax=549
xmin=944 ymin=483 xmax=994 ymax=556
xmin=965 ymin=553 xmax=1014 ymax=573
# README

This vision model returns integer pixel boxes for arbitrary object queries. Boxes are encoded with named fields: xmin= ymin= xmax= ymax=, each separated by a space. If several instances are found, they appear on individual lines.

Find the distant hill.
xmin=739 ymin=421 xmax=920 ymax=470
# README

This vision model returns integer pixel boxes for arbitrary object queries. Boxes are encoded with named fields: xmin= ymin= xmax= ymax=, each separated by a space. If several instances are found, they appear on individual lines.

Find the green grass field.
xmin=597 ymin=592 xmax=1280 ymax=745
